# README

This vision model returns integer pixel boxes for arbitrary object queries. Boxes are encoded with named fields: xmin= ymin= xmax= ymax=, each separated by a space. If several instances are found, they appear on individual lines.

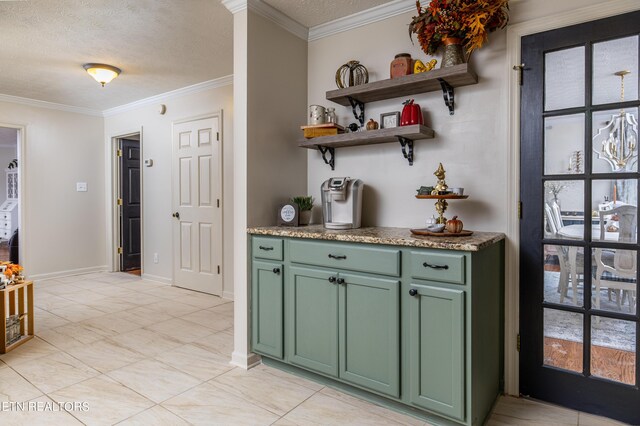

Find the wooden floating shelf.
xmin=326 ymin=63 xmax=478 ymax=106
xmin=299 ymin=124 xmax=434 ymax=149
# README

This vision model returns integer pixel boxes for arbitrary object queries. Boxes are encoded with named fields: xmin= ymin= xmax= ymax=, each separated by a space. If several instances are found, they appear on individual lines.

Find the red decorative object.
xmin=400 ymin=100 xmax=423 ymax=126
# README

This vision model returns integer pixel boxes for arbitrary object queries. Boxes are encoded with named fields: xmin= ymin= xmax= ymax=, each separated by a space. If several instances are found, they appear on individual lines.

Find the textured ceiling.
xmin=263 ymin=0 xmax=394 ymax=28
xmin=0 ymin=0 xmax=233 ymax=110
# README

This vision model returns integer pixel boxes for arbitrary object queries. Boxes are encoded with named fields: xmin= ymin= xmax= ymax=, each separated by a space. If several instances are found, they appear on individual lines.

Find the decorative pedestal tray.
xmin=415 ymin=194 xmax=469 ymax=224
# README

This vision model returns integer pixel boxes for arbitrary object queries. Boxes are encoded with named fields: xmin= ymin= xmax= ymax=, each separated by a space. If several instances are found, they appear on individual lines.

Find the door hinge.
xmin=217 ymin=265 xmax=221 ymax=274
xmin=117 ymin=198 xmax=123 ymax=206
xmin=518 ymin=201 xmax=523 ymax=219
xmin=517 ymin=333 xmax=521 ymax=352
xmin=513 ymin=63 xmax=525 ymax=86
xmin=217 ymin=199 xmax=220 ymax=208
xmin=216 ymin=131 xmax=219 ymax=141
xmin=117 ymin=149 xmax=123 ymax=157
xmin=117 ymin=247 xmax=123 ymax=255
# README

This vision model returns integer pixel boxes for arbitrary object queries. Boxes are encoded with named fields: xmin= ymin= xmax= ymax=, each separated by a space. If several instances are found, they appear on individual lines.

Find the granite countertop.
xmin=247 ymin=225 xmax=505 ymax=252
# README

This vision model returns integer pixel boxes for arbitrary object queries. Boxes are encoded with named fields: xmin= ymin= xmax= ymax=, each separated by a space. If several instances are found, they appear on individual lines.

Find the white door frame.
xmin=0 ymin=122 xmax=26 ymax=272
xmin=107 ymin=129 xmax=144 ymax=273
xmin=171 ymin=111 xmax=224 ymax=293
xmin=504 ymin=0 xmax=640 ymax=396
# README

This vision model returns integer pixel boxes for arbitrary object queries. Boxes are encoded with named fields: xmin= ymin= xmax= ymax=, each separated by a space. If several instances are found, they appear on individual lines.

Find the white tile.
xmin=117 ymin=405 xmax=189 ymax=425
xmin=33 ymin=307 xmax=70 ymax=330
xmin=11 ymin=352 xmax=99 ymax=393
xmin=181 ymin=309 xmax=233 ymax=331
xmin=109 ymin=328 xmax=183 ymax=357
xmin=65 ymin=339 xmax=146 ymax=373
xmin=145 ymin=317 xmax=213 ymax=343
xmin=192 ymin=330 xmax=234 ymax=356
xmin=162 ymin=381 xmax=279 ymax=425
xmin=0 ymin=337 xmax=59 ymax=366
xmin=578 ymin=412 xmax=628 ymax=426
xmin=0 ymin=395 xmax=84 ymax=426
xmin=47 ymin=303 xmax=105 ymax=323
xmin=155 ymin=343 xmax=234 ymax=381
xmin=144 ymin=299 xmax=201 ymax=317
xmin=0 ymin=366 xmax=43 ymax=402
xmin=49 ymin=375 xmax=154 ymax=426
xmin=491 ymin=397 xmax=578 ymax=425
xmin=212 ymin=367 xmax=318 ymax=416
xmin=80 ymin=313 xmax=142 ymax=337
xmin=107 ymin=359 xmax=202 ymax=403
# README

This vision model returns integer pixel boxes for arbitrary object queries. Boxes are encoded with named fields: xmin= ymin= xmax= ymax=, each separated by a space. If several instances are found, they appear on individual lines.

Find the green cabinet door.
xmin=287 ymin=266 xmax=339 ymax=377
xmin=251 ymin=260 xmax=284 ymax=358
xmin=409 ymin=284 xmax=465 ymax=421
xmin=338 ymin=273 xmax=400 ymax=398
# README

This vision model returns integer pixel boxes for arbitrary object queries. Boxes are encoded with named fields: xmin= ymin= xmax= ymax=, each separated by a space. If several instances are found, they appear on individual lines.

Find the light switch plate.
xmin=76 ymin=182 xmax=88 ymax=192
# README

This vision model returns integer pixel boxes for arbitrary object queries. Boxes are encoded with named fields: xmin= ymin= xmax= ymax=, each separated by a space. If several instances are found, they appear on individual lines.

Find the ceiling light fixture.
xmin=593 ymin=70 xmax=638 ymax=172
xmin=83 ymin=63 xmax=121 ymax=87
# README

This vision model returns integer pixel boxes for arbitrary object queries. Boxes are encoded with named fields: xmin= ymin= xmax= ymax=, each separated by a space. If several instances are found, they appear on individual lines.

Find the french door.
xmin=520 ymin=12 xmax=640 ymax=424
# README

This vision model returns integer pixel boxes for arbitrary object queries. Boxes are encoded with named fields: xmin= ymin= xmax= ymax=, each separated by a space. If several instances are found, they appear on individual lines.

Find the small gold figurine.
xmin=431 ymin=163 xmax=448 ymax=195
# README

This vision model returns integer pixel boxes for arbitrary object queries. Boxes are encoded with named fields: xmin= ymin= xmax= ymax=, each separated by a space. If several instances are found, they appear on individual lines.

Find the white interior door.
xmin=172 ymin=116 xmax=222 ymax=295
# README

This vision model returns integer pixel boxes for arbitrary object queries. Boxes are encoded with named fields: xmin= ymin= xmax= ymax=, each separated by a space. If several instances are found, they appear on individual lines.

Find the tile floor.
xmin=0 ymin=272 xmax=629 ymax=425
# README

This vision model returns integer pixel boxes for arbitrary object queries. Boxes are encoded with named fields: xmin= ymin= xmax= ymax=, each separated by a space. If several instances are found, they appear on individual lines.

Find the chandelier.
xmin=593 ymin=70 xmax=638 ymax=172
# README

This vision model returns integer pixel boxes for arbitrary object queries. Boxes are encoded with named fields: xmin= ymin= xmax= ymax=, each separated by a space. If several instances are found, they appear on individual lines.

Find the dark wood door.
xmin=520 ymin=12 xmax=640 ymax=424
xmin=120 ymin=139 xmax=141 ymax=272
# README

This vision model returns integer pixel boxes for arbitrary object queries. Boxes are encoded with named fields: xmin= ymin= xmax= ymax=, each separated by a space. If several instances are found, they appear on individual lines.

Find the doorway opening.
xmin=114 ymin=133 xmax=142 ymax=276
xmin=0 ymin=127 xmax=20 ymax=265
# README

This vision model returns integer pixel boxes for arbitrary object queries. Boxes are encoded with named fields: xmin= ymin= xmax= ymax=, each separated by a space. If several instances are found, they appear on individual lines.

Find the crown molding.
xmin=222 ymin=0 xmax=308 ymax=40
xmin=0 ymin=93 xmax=103 ymax=117
xmin=221 ymin=0 xmax=247 ymax=14
xmin=308 ymin=0 xmax=415 ymax=42
xmin=102 ymin=75 xmax=233 ymax=117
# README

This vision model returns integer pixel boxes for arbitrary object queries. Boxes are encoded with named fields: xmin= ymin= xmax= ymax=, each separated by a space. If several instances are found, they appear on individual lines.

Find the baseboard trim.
xmin=29 ymin=265 xmax=109 ymax=281
xmin=230 ymin=351 xmax=262 ymax=369
xmin=141 ymin=273 xmax=173 ymax=285
xmin=222 ymin=290 xmax=234 ymax=301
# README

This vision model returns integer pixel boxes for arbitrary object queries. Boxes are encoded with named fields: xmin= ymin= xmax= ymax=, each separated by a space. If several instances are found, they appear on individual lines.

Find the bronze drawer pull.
xmin=423 ymin=262 xmax=449 ymax=270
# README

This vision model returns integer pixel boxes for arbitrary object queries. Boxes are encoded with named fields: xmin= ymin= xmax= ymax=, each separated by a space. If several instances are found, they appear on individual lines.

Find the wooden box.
xmin=0 ymin=280 xmax=34 ymax=353
xmin=301 ymin=124 xmax=345 ymax=139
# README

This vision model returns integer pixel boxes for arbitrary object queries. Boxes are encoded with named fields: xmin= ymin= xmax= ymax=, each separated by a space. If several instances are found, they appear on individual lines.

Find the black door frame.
xmin=112 ymin=132 xmax=143 ymax=274
xmin=119 ymin=138 xmax=142 ymax=272
xmin=519 ymin=12 xmax=640 ymax=424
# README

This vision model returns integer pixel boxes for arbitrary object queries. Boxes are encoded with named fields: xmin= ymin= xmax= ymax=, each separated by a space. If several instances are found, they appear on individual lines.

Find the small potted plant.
xmin=291 ymin=196 xmax=314 ymax=226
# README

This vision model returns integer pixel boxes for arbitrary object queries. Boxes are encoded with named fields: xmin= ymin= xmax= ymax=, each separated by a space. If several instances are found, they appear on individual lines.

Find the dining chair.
xmin=593 ymin=205 xmax=637 ymax=312
xmin=545 ymin=203 xmax=583 ymax=304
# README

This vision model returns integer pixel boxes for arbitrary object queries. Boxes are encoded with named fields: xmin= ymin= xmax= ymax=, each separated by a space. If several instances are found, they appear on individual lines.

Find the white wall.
xmin=307 ymin=0 xmax=606 ymax=232
xmin=308 ymin=13 xmax=508 ymax=231
xmin=104 ymin=85 xmax=235 ymax=296
xmin=0 ymin=103 xmax=106 ymax=277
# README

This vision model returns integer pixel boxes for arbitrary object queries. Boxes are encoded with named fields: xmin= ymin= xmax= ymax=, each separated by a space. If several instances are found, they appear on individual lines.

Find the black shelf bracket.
xmin=318 ymin=146 xmax=335 ymax=170
xmin=437 ymin=78 xmax=455 ymax=115
xmin=347 ymin=96 xmax=365 ymax=127
xmin=397 ymin=136 xmax=414 ymax=166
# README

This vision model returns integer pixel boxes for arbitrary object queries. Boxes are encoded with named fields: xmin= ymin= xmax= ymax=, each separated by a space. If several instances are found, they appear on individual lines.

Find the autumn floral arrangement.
xmin=1 ymin=262 xmax=24 ymax=285
xmin=409 ymin=0 xmax=510 ymax=55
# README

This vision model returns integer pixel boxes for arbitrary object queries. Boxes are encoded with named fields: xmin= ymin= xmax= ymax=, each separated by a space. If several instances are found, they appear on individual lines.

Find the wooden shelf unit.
xmin=326 ymin=63 xmax=477 ymax=114
xmin=299 ymin=124 xmax=434 ymax=169
xmin=1 ymin=280 xmax=34 ymax=354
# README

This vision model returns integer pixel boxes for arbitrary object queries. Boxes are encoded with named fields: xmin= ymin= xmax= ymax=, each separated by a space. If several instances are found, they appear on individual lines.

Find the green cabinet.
xmin=287 ymin=266 xmax=339 ymax=376
xmin=251 ymin=260 xmax=284 ymax=359
xmin=250 ymin=234 xmax=504 ymax=426
xmin=409 ymin=284 xmax=465 ymax=420
xmin=339 ymin=273 xmax=400 ymax=398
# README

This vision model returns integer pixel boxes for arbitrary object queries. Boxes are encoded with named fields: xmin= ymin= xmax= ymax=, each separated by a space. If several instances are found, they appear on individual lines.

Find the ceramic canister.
xmin=309 ymin=105 xmax=326 ymax=125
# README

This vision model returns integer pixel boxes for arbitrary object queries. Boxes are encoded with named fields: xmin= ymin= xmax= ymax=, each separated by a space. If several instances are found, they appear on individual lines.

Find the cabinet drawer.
xmin=0 ymin=229 xmax=11 ymax=239
xmin=0 ymin=213 xmax=9 ymax=221
xmin=290 ymin=240 xmax=400 ymax=277
xmin=411 ymin=251 xmax=466 ymax=285
xmin=0 ymin=220 xmax=11 ymax=229
xmin=252 ymin=237 xmax=283 ymax=261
